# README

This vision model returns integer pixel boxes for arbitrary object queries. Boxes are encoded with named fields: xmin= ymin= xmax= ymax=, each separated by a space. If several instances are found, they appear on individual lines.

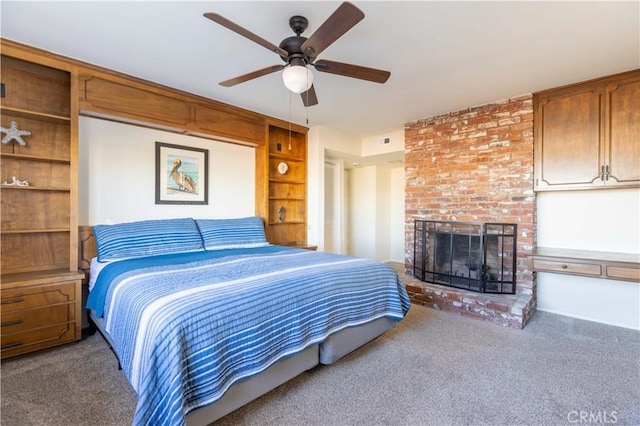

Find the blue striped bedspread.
xmin=86 ymin=246 xmax=410 ymax=426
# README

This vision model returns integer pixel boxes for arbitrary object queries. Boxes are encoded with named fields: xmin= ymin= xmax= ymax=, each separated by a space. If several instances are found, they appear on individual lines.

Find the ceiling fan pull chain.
xmin=305 ymin=74 xmax=310 ymax=125
xmin=288 ymin=91 xmax=293 ymax=150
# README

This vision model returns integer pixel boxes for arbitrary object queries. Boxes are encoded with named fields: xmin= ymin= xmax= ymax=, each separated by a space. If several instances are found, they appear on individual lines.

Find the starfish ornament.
xmin=1 ymin=121 xmax=31 ymax=146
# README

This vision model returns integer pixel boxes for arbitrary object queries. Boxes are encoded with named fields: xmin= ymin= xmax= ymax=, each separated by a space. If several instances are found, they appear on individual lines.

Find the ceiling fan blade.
xmin=301 ymin=85 xmax=318 ymax=107
xmin=300 ymin=2 xmax=364 ymax=59
xmin=204 ymin=12 xmax=289 ymax=57
xmin=313 ymin=60 xmax=390 ymax=83
xmin=219 ymin=65 xmax=285 ymax=87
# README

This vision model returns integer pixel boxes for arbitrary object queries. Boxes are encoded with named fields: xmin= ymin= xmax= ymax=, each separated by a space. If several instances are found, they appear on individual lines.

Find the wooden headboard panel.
xmin=78 ymin=226 xmax=97 ymax=271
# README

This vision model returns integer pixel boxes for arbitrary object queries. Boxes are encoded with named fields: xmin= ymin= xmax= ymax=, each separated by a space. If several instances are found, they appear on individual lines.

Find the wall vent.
xmin=378 ymin=136 xmax=391 ymax=145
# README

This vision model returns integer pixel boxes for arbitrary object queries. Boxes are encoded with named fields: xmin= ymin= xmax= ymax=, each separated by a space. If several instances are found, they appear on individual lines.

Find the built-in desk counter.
xmin=530 ymin=247 xmax=640 ymax=283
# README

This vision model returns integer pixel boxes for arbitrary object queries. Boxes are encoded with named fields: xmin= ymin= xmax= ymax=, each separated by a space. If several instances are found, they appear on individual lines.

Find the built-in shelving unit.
xmin=1 ymin=50 xmax=82 ymax=359
xmin=256 ymin=124 xmax=309 ymax=247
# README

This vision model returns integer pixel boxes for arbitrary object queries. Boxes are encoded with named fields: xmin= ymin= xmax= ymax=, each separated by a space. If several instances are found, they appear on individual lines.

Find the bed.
xmin=80 ymin=217 xmax=410 ymax=426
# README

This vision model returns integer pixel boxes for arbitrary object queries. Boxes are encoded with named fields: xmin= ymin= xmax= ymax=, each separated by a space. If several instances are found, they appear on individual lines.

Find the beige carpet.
xmin=2 ymin=305 xmax=639 ymax=425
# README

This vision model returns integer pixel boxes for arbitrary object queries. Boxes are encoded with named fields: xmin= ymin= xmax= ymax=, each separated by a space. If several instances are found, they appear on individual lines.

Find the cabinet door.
xmin=534 ymin=85 xmax=604 ymax=190
xmin=605 ymin=74 xmax=640 ymax=187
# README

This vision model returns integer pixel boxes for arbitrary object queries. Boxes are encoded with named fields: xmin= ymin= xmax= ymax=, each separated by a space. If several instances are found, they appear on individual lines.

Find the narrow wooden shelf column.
xmin=529 ymin=247 xmax=640 ymax=282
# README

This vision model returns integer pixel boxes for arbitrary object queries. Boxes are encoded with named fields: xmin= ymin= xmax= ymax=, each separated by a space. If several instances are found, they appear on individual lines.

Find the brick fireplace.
xmin=404 ymin=95 xmax=536 ymax=328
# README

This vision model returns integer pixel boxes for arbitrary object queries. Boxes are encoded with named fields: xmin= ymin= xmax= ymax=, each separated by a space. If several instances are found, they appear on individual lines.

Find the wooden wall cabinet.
xmin=1 ymin=48 xmax=83 ymax=358
xmin=256 ymin=124 xmax=309 ymax=247
xmin=533 ymin=70 xmax=640 ymax=191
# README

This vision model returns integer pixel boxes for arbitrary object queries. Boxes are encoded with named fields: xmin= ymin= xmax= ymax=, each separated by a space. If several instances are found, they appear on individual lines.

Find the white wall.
xmin=307 ymin=127 xmax=322 ymax=248
xmin=349 ymin=166 xmax=377 ymax=259
xmin=78 ymin=117 xmax=255 ymax=225
xmin=536 ymin=188 xmax=640 ymax=330
xmin=390 ymin=167 xmax=406 ymax=262
xmin=375 ymin=167 xmax=391 ymax=261
xmin=537 ymin=188 xmax=640 ymax=253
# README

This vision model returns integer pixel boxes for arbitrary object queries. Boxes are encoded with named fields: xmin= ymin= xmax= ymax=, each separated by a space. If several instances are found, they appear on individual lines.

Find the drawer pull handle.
xmin=1 ymin=342 xmax=23 ymax=350
xmin=561 ymin=264 xmax=568 ymax=269
xmin=1 ymin=320 xmax=23 ymax=327
xmin=1 ymin=298 xmax=24 ymax=305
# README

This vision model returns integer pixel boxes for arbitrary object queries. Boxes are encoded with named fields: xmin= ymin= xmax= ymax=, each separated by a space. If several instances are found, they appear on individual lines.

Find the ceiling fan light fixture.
xmin=282 ymin=64 xmax=314 ymax=94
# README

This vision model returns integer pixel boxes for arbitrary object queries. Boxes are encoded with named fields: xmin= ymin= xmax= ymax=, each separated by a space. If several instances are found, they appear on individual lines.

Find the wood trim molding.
xmin=1 ymin=38 xmax=308 ymax=147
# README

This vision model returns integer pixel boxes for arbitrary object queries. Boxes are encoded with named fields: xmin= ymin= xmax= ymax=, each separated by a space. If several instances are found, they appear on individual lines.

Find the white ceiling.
xmin=1 ymin=1 xmax=639 ymax=141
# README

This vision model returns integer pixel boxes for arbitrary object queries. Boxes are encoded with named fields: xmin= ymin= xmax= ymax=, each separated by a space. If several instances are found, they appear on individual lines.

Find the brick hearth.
xmin=403 ymin=95 xmax=537 ymax=329
xmin=390 ymin=263 xmax=534 ymax=329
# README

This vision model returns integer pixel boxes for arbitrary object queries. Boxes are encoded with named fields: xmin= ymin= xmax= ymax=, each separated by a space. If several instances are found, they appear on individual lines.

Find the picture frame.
xmin=155 ymin=142 xmax=209 ymax=205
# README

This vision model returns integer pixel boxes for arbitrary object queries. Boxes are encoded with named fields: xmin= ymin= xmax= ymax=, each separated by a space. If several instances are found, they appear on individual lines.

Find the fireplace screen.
xmin=414 ymin=220 xmax=517 ymax=294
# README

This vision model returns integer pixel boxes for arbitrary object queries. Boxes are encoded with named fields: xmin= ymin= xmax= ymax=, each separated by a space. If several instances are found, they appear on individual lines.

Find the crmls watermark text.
xmin=567 ymin=410 xmax=618 ymax=424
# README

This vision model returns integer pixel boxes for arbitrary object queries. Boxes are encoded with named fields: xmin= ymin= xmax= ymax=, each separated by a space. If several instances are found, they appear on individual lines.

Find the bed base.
xmin=320 ymin=317 xmax=396 ymax=365
xmin=186 ymin=343 xmax=318 ymax=426
xmin=90 ymin=311 xmax=395 ymax=424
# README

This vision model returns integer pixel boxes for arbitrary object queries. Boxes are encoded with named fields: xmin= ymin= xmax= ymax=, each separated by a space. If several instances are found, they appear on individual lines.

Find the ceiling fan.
xmin=203 ymin=2 xmax=390 ymax=107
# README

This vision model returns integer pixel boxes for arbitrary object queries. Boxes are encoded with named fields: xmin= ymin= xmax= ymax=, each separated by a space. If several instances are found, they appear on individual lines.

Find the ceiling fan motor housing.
xmin=279 ymin=16 xmax=311 ymax=64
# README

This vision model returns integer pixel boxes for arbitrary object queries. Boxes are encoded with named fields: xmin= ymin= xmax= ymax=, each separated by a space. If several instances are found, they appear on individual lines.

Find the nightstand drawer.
xmin=0 ymin=323 xmax=75 ymax=357
xmin=532 ymin=259 xmax=602 ymax=276
xmin=1 ymin=282 xmax=76 ymax=313
xmin=1 ymin=303 xmax=75 ymax=334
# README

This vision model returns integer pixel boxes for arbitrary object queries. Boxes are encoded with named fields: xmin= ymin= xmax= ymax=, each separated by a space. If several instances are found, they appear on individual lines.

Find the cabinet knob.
xmin=561 ymin=264 xmax=568 ymax=269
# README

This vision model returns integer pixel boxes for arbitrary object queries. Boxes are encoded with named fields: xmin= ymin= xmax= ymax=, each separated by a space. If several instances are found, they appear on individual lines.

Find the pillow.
xmin=94 ymin=218 xmax=204 ymax=262
xmin=195 ymin=217 xmax=269 ymax=250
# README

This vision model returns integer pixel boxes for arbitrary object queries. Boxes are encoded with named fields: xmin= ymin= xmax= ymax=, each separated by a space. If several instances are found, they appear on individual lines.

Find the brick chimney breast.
xmin=404 ymin=95 xmax=536 ymax=328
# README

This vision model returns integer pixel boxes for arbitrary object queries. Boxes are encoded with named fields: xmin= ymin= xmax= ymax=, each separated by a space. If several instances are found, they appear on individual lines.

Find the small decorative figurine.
xmin=1 ymin=121 xmax=31 ymax=146
xmin=278 ymin=206 xmax=286 ymax=223
xmin=1 ymin=176 xmax=29 ymax=187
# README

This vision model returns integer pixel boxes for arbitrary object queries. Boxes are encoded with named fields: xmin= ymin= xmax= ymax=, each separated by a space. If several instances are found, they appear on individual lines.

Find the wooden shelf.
xmin=1 ymin=228 xmax=70 ymax=234
xmin=269 ymin=152 xmax=304 ymax=162
xmin=269 ymin=179 xmax=305 ymax=184
xmin=1 ymin=106 xmax=71 ymax=123
xmin=530 ymin=247 xmax=640 ymax=283
xmin=269 ymin=197 xmax=305 ymax=201
xmin=0 ymin=185 xmax=70 ymax=192
xmin=0 ymin=152 xmax=71 ymax=164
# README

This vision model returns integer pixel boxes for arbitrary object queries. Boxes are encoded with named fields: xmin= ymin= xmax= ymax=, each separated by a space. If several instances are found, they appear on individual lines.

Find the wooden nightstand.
xmin=1 ymin=270 xmax=84 ymax=359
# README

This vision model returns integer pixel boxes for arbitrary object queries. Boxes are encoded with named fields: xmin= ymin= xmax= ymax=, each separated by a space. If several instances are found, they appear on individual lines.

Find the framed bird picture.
xmin=155 ymin=142 xmax=209 ymax=205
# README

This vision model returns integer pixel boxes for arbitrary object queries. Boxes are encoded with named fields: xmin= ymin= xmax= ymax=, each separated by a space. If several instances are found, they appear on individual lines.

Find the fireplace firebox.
xmin=414 ymin=220 xmax=517 ymax=294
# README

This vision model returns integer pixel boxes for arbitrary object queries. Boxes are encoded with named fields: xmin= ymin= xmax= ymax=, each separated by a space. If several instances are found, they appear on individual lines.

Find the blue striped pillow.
xmin=94 ymin=218 xmax=204 ymax=262
xmin=195 ymin=217 xmax=269 ymax=250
